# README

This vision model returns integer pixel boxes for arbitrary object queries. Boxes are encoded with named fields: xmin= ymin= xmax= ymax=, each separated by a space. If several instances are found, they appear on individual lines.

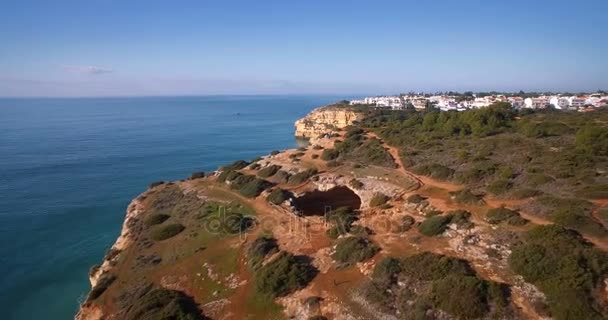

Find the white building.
xmin=549 ymin=97 xmax=570 ymax=109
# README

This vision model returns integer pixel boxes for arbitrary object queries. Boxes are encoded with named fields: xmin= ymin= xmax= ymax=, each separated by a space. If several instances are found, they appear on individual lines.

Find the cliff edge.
xmin=294 ymin=105 xmax=365 ymax=138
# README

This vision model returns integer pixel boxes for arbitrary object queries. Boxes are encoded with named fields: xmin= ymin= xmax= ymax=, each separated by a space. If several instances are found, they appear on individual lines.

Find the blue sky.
xmin=1 ymin=0 xmax=606 ymax=96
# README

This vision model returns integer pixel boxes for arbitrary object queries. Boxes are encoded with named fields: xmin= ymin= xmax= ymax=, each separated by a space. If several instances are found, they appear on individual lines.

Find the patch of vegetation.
xmin=274 ymin=170 xmax=291 ymax=183
xmin=349 ymin=178 xmax=364 ymax=189
xmin=332 ymin=236 xmax=379 ymax=267
xmin=288 ymin=168 xmax=318 ymax=184
xmin=486 ymin=207 xmax=528 ymax=226
xmin=124 ymin=286 xmax=206 ymax=320
xmin=238 ymin=178 xmax=273 ymax=198
xmin=401 ymin=215 xmax=416 ymax=231
xmin=326 ymin=160 xmax=342 ymax=167
xmin=418 ymin=215 xmax=452 ymax=236
xmin=365 ymin=252 xmax=509 ymax=319
xmin=511 ymin=188 xmax=542 ymax=199
xmin=509 ymin=225 xmax=608 ymax=320
xmin=150 ymin=223 xmax=185 ymax=241
xmin=406 ymin=194 xmax=426 ymax=204
xmin=149 ymin=181 xmax=165 ymax=188
xmin=369 ymin=192 xmax=389 ymax=207
xmin=487 ymin=179 xmax=513 ymax=195
xmin=412 ymin=163 xmax=455 ymax=180
xmin=267 ymin=188 xmax=292 ymax=205
xmin=321 ymin=148 xmax=339 ymax=161
xmin=221 ymin=159 xmax=250 ymax=171
xmin=247 ymin=235 xmax=279 ymax=270
xmin=312 ymin=145 xmax=323 ymax=150
xmin=144 ymin=213 xmax=171 ymax=227
xmin=189 ymin=171 xmax=205 ymax=180
xmin=255 ymin=252 xmax=317 ymax=297
xmin=450 ymin=189 xmax=485 ymax=205
xmin=257 ymin=165 xmax=281 ymax=178
xmin=88 ymin=272 xmax=117 ymax=300
xmin=345 ymin=138 xmax=396 ymax=168
xmin=325 ymin=206 xmax=357 ymax=236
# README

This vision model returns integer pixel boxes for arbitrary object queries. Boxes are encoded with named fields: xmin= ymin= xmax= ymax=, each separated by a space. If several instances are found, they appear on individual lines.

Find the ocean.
xmin=0 ymin=95 xmax=345 ymax=320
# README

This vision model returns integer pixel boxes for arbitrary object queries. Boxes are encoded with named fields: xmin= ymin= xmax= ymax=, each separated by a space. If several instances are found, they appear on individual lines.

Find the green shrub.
xmin=487 ymin=179 xmax=513 ymax=195
xmin=249 ymin=163 xmax=261 ymax=170
xmin=370 ymin=192 xmax=390 ymax=207
xmin=270 ymin=150 xmax=280 ymax=155
xmin=371 ymin=257 xmax=402 ymax=285
xmin=125 ymin=287 xmax=205 ymax=320
xmin=288 ymin=168 xmax=318 ymax=184
xmin=345 ymin=138 xmax=396 ymax=168
xmin=401 ymin=215 xmax=416 ymax=231
xmin=248 ymin=235 xmax=279 ymax=270
xmin=400 ymin=252 xmax=472 ymax=281
xmin=217 ymin=169 xmax=241 ymax=183
xmin=486 ymin=207 xmax=528 ymax=226
xmin=511 ymin=188 xmax=542 ymax=199
xmin=312 ymin=145 xmax=323 ymax=150
xmin=150 ymin=223 xmax=185 ymax=241
xmin=431 ymin=275 xmax=489 ymax=319
xmin=311 ymin=154 xmax=319 ymax=159
xmin=509 ymin=225 xmax=608 ymax=320
xmin=274 ymin=170 xmax=291 ymax=183
xmin=325 ymin=206 xmax=357 ymax=234
xmin=406 ymin=194 xmax=426 ymax=204
xmin=267 ymin=188 xmax=291 ymax=205
xmin=255 ymin=252 xmax=317 ymax=297
xmin=552 ymin=209 xmax=607 ymax=238
xmin=221 ymin=159 xmax=249 ymax=171
xmin=575 ymin=184 xmax=608 ymax=199
xmin=451 ymin=189 xmax=485 ymax=205
xmin=239 ymin=178 xmax=273 ymax=198
xmin=448 ymin=210 xmax=474 ymax=229
xmin=149 ymin=181 xmax=165 ymax=188
xmin=229 ymin=174 xmax=256 ymax=190
xmin=144 ymin=213 xmax=171 ymax=227
xmin=189 ymin=171 xmax=205 ymax=179
xmin=88 ymin=272 xmax=117 ymax=300
xmin=326 ymin=160 xmax=343 ymax=167
xmin=332 ymin=236 xmax=379 ymax=267
xmin=217 ymin=212 xmax=254 ymax=234
xmin=258 ymin=165 xmax=281 ymax=178
xmin=412 ymin=163 xmax=454 ymax=180
xmin=321 ymin=148 xmax=339 ymax=161
xmin=349 ymin=178 xmax=364 ymax=189
xmin=418 ymin=215 xmax=452 ymax=236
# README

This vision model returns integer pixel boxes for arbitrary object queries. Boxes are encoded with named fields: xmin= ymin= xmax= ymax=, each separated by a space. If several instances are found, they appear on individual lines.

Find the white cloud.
xmin=63 ymin=65 xmax=113 ymax=75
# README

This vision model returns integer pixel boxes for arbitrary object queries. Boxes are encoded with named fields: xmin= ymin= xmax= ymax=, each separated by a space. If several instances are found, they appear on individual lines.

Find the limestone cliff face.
xmin=294 ymin=107 xmax=365 ymax=138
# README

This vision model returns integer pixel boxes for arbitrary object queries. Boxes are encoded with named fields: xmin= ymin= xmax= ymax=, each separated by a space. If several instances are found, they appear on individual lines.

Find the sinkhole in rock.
xmin=293 ymin=186 xmax=361 ymax=216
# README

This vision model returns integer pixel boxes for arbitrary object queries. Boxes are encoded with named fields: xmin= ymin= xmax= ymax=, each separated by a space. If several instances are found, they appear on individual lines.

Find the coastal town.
xmin=350 ymin=92 xmax=608 ymax=112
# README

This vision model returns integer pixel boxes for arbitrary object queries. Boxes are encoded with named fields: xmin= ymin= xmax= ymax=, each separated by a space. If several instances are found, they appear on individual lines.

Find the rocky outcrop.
xmin=294 ymin=106 xmax=365 ymax=138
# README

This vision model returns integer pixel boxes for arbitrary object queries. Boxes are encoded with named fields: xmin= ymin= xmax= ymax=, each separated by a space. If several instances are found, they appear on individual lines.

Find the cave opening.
xmin=293 ymin=186 xmax=361 ymax=216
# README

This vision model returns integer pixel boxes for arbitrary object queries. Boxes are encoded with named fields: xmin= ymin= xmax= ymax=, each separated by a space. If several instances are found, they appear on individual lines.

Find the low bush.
xmin=431 ymin=275 xmax=490 ymax=319
xmin=332 ymin=236 xmax=379 ymax=267
xmin=248 ymin=235 xmax=279 ymax=270
xmin=576 ymin=184 xmax=608 ymax=199
xmin=486 ymin=207 xmax=528 ymax=226
xmin=371 ymin=257 xmax=402 ymax=285
xmin=255 ymin=252 xmax=317 ymax=297
xmin=509 ymin=225 xmax=608 ymax=320
xmin=325 ymin=206 xmax=357 ymax=235
xmin=144 ymin=213 xmax=171 ymax=227
xmin=125 ymin=287 xmax=205 ymax=320
xmin=312 ymin=145 xmax=323 ymax=150
xmin=511 ymin=188 xmax=542 ymax=199
xmin=149 ymin=181 xmax=165 ymax=188
xmin=189 ymin=171 xmax=205 ymax=180
xmin=217 ymin=212 xmax=254 ymax=234
xmin=239 ymin=178 xmax=273 ymax=198
xmin=487 ymin=179 xmax=513 ymax=195
xmin=400 ymin=252 xmax=472 ymax=281
xmin=311 ymin=154 xmax=319 ymax=159
xmin=451 ymin=189 xmax=485 ymax=205
xmin=406 ymin=194 xmax=426 ymax=204
xmin=249 ymin=163 xmax=261 ymax=170
xmin=412 ymin=163 xmax=455 ymax=180
xmin=288 ymin=168 xmax=318 ymax=184
xmin=326 ymin=160 xmax=343 ymax=167
xmin=321 ymin=149 xmax=340 ymax=161
xmin=401 ymin=215 xmax=416 ymax=231
xmin=88 ymin=272 xmax=117 ymax=300
xmin=258 ymin=165 xmax=281 ymax=178
xmin=349 ymin=178 xmax=364 ymax=189
xmin=418 ymin=215 xmax=452 ymax=236
xmin=552 ymin=208 xmax=607 ymax=238
xmin=221 ymin=159 xmax=249 ymax=171
xmin=267 ymin=188 xmax=292 ymax=205
xmin=270 ymin=150 xmax=280 ymax=155
xmin=274 ymin=170 xmax=291 ymax=183
xmin=150 ymin=223 xmax=185 ymax=241
xmin=229 ymin=174 xmax=256 ymax=190
xmin=370 ymin=192 xmax=390 ymax=207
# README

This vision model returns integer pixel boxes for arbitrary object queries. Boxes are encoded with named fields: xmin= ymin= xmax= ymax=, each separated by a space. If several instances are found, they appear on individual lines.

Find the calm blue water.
xmin=0 ymin=95 xmax=345 ymax=320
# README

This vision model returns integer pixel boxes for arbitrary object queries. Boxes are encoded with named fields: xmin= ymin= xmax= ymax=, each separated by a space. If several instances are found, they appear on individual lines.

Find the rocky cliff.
xmin=294 ymin=106 xmax=365 ymax=138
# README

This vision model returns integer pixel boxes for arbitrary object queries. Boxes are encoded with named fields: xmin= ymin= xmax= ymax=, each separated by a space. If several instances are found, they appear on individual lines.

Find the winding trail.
xmin=366 ymin=130 xmax=608 ymax=251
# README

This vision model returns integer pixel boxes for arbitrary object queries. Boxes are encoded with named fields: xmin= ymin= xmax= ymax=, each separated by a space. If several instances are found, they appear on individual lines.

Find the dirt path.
xmin=366 ymin=132 xmax=460 ymax=192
